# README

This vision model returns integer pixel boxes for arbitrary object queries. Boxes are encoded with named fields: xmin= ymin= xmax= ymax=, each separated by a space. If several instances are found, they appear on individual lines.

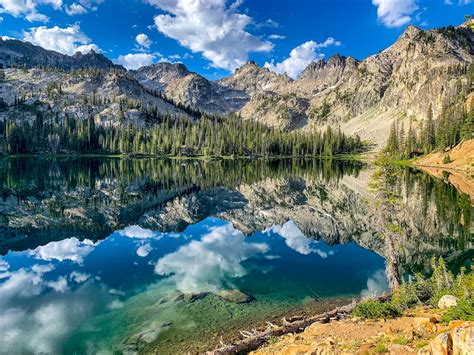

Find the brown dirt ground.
xmin=251 ymin=307 xmax=471 ymax=355
xmin=415 ymin=139 xmax=474 ymax=173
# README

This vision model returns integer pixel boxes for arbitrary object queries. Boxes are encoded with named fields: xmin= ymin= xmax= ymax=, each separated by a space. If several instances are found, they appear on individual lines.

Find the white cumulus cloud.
xmin=445 ymin=0 xmax=473 ymax=4
xmin=115 ymin=53 xmax=156 ymax=69
xmin=372 ymin=0 xmax=418 ymax=28
xmin=136 ymin=33 xmax=153 ymax=49
xmin=118 ymin=225 xmax=160 ymax=239
xmin=65 ymin=3 xmax=87 ymax=15
xmin=146 ymin=0 xmax=273 ymax=72
xmin=136 ymin=243 xmax=153 ymax=257
xmin=30 ymin=237 xmax=96 ymax=264
xmin=0 ymin=0 xmax=62 ymax=22
xmin=264 ymin=38 xmax=341 ymax=79
xmin=23 ymin=24 xmax=100 ymax=55
xmin=360 ymin=269 xmax=390 ymax=298
xmin=268 ymin=34 xmax=286 ymax=40
xmin=47 ymin=276 xmax=69 ymax=293
xmin=69 ymin=271 xmax=90 ymax=283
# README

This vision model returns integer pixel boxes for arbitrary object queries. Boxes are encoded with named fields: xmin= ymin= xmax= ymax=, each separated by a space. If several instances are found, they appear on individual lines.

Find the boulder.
xmin=429 ymin=332 xmax=453 ymax=355
xmin=438 ymin=295 xmax=459 ymax=309
xmin=451 ymin=324 xmax=474 ymax=355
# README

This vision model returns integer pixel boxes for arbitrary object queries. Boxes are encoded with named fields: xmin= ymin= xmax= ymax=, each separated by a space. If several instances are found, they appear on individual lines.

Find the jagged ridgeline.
xmin=1 ymin=20 xmax=472 ymax=152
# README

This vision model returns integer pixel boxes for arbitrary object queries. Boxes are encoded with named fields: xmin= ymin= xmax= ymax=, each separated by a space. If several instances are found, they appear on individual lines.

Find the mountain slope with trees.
xmin=0 ymin=20 xmax=472 ymax=154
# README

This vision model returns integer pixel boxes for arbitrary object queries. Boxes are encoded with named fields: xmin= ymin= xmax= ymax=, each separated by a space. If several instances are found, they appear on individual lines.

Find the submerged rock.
xmin=122 ymin=321 xmax=173 ymax=352
xmin=217 ymin=290 xmax=255 ymax=304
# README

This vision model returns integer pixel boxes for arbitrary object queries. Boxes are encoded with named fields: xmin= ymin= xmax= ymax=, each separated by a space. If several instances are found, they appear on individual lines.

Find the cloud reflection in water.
xmin=155 ymin=223 xmax=269 ymax=293
xmin=266 ymin=220 xmax=334 ymax=258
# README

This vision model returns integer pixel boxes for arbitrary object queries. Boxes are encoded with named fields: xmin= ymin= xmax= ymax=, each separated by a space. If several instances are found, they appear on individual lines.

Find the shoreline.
xmin=144 ymin=295 xmax=359 ymax=355
xmin=0 ymin=153 xmax=365 ymax=161
xmin=207 ymin=294 xmax=390 ymax=354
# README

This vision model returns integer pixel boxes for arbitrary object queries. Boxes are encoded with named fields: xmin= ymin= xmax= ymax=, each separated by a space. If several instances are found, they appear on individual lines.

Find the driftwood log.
xmin=207 ymin=294 xmax=391 ymax=355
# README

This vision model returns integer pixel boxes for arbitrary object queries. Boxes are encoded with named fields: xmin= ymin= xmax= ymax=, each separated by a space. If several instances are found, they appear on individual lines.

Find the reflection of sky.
xmin=0 ymin=217 xmax=388 ymax=354
xmin=265 ymin=220 xmax=334 ymax=257
xmin=155 ymin=223 xmax=269 ymax=293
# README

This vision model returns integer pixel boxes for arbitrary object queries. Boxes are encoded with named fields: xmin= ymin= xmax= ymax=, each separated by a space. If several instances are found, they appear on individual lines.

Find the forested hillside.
xmin=0 ymin=113 xmax=362 ymax=157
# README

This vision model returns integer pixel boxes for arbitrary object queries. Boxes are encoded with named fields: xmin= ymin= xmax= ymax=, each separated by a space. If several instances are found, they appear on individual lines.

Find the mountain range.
xmin=1 ymin=20 xmax=473 ymax=147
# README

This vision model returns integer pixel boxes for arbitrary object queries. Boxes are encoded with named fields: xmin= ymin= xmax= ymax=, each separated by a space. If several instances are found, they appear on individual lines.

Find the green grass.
xmin=374 ymin=338 xmax=389 ymax=353
xmin=393 ymin=335 xmax=410 ymax=346
xmin=266 ymin=336 xmax=279 ymax=346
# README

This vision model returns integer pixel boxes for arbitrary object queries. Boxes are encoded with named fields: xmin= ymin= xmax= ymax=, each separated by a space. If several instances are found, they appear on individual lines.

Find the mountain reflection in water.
xmin=0 ymin=157 xmax=471 ymax=354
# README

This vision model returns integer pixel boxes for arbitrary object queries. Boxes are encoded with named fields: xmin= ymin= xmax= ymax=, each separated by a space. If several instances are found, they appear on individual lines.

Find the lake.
xmin=0 ymin=157 xmax=472 ymax=354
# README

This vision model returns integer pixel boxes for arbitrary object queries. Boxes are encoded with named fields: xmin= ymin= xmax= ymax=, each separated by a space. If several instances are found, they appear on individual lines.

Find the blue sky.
xmin=0 ymin=0 xmax=472 ymax=79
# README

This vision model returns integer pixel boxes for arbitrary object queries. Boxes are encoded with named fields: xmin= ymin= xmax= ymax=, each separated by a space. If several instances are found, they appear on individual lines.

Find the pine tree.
xmin=386 ymin=121 xmax=399 ymax=157
xmin=460 ymin=106 xmax=473 ymax=140
xmin=404 ymin=118 xmax=416 ymax=159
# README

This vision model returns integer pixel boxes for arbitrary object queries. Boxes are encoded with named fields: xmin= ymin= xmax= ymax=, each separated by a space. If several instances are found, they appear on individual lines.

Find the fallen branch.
xmin=206 ymin=294 xmax=391 ymax=355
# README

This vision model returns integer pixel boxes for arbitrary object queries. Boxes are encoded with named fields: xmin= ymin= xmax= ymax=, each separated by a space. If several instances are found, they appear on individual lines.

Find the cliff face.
xmin=217 ymin=61 xmax=292 ymax=96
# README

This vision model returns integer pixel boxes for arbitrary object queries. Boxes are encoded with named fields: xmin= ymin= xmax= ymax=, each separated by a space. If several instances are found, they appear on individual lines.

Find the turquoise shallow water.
xmin=0 ymin=217 xmax=387 ymax=354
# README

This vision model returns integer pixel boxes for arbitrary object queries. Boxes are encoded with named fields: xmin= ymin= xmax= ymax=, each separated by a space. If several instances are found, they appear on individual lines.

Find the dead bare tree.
xmin=47 ymin=133 xmax=60 ymax=154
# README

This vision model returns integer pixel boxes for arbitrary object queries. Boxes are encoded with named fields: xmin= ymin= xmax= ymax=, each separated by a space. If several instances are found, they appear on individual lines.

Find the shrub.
xmin=352 ymin=299 xmax=401 ymax=319
xmin=392 ymin=278 xmax=419 ymax=309
xmin=443 ymin=155 xmax=452 ymax=164
xmin=440 ymin=297 xmax=474 ymax=323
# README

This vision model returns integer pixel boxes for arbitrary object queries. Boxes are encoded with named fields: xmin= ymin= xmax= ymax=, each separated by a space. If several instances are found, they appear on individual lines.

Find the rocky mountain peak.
xmin=219 ymin=61 xmax=292 ymax=96
xmin=233 ymin=60 xmax=268 ymax=77
xmin=401 ymin=25 xmax=422 ymax=39
xmin=134 ymin=62 xmax=193 ymax=92
xmin=0 ymin=39 xmax=119 ymax=70
xmin=138 ymin=62 xmax=191 ymax=78
xmin=459 ymin=18 xmax=474 ymax=29
xmin=236 ymin=60 xmax=258 ymax=71
xmin=297 ymin=54 xmax=358 ymax=82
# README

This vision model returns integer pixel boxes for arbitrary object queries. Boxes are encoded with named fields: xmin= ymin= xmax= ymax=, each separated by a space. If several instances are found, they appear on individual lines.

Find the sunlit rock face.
xmin=135 ymin=63 xmax=249 ymax=115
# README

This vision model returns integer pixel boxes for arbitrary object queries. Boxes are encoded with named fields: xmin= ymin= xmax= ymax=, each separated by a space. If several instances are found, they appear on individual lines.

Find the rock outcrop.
xmin=438 ymin=295 xmax=459 ymax=309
